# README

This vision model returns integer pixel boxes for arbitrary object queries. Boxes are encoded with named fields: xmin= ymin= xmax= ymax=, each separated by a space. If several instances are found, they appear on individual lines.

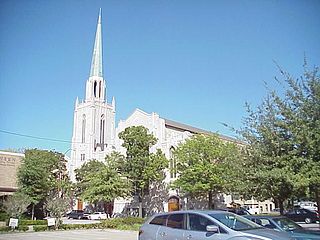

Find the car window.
xmin=167 ymin=214 xmax=184 ymax=229
xmin=188 ymin=214 xmax=216 ymax=232
xmin=273 ymin=218 xmax=302 ymax=231
xmin=209 ymin=213 xmax=261 ymax=231
xmin=258 ymin=218 xmax=277 ymax=229
xmin=150 ymin=215 xmax=168 ymax=226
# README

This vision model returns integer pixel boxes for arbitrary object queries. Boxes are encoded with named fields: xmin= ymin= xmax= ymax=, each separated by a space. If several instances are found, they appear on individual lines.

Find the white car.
xmin=88 ymin=212 xmax=108 ymax=220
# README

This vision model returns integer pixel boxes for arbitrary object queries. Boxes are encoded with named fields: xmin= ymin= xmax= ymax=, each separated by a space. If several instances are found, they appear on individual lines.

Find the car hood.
xmin=243 ymin=228 xmax=293 ymax=240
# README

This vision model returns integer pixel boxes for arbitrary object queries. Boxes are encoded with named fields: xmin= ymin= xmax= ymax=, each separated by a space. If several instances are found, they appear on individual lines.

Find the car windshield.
xmin=209 ymin=212 xmax=262 ymax=231
xmin=273 ymin=217 xmax=303 ymax=231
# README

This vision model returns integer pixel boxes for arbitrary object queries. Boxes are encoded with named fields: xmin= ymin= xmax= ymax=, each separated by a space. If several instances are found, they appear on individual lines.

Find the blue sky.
xmin=0 ymin=0 xmax=319 ymax=154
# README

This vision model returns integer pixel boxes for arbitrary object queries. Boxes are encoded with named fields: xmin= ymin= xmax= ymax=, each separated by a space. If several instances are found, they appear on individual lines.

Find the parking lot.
xmin=0 ymin=229 xmax=138 ymax=240
xmin=0 ymin=221 xmax=318 ymax=240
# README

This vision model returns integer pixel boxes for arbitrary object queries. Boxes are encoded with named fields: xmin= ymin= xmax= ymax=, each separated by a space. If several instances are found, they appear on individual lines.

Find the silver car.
xmin=138 ymin=210 xmax=293 ymax=240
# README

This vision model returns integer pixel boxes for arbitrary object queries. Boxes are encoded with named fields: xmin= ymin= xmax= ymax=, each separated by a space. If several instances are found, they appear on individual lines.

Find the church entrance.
xmin=168 ymin=196 xmax=180 ymax=212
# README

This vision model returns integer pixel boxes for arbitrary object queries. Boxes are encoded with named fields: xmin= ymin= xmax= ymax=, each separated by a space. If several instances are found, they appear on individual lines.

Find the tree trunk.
xmin=31 ymin=204 xmax=35 ymax=220
xmin=279 ymin=199 xmax=285 ymax=215
xmin=315 ymin=188 xmax=320 ymax=216
xmin=208 ymin=191 xmax=213 ymax=209
xmin=138 ymin=195 xmax=143 ymax=218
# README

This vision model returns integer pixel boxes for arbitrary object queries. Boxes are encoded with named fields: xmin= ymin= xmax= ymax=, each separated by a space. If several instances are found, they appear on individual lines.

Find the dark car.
xmin=284 ymin=208 xmax=320 ymax=224
xmin=219 ymin=207 xmax=251 ymax=215
xmin=245 ymin=215 xmax=320 ymax=240
xmin=139 ymin=210 xmax=293 ymax=240
xmin=67 ymin=210 xmax=87 ymax=219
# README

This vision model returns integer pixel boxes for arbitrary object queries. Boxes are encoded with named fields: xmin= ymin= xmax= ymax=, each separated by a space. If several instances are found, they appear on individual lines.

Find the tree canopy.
xmin=173 ymin=134 xmax=239 ymax=209
xmin=237 ymin=62 xmax=320 ymax=213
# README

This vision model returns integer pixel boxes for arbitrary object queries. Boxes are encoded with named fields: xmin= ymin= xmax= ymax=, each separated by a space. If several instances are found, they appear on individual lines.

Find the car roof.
xmin=151 ymin=210 xmax=235 ymax=217
xmin=244 ymin=215 xmax=286 ymax=219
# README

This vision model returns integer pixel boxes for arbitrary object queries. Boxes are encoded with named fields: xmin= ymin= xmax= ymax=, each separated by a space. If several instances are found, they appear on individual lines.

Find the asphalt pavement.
xmin=0 ymin=229 xmax=138 ymax=240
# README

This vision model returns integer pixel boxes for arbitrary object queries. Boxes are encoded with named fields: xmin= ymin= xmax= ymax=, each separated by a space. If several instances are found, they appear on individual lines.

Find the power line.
xmin=0 ymin=129 xmax=71 ymax=143
xmin=0 ymin=129 xmax=93 ymax=145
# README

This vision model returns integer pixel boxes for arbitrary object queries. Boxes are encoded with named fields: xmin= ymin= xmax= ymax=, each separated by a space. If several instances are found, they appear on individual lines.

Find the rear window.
xmin=150 ymin=215 xmax=168 ymax=226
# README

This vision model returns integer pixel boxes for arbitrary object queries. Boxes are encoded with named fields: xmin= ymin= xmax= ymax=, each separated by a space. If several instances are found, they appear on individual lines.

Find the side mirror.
xmin=206 ymin=225 xmax=220 ymax=233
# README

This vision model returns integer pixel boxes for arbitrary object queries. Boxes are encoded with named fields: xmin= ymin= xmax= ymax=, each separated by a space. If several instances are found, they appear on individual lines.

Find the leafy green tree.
xmin=17 ymin=149 xmax=71 ymax=219
xmin=238 ymin=62 xmax=320 ymax=213
xmin=173 ymin=134 xmax=238 ymax=209
xmin=75 ymin=159 xmax=105 ymax=197
xmin=119 ymin=126 xmax=168 ymax=217
xmin=3 ymin=192 xmax=31 ymax=219
xmin=82 ymin=165 xmax=131 ymax=204
xmin=75 ymin=158 xmax=131 ymax=208
xmin=272 ymin=63 xmax=320 ymax=211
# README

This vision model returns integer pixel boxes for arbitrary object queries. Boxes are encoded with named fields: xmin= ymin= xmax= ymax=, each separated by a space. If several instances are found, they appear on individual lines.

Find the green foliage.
xmin=0 ymin=226 xmax=11 ymax=232
xmin=173 ymin=134 xmax=239 ymax=208
xmin=0 ymin=212 xmax=9 ymax=221
xmin=2 ymin=192 xmax=31 ymax=218
xmin=118 ymin=126 xmax=168 ymax=217
xmin=237 ymin=62 xmax=320 ymax=213
xmin=17 ymin=149 xmax=72 ymax=219
xmin=82 ymin=165 xmax=131 ymax=204
xmin=33 ymin=225 xmax=48 ymax=232
xmin=75 ymin=159 xmax=105 ymax=197
xmin=76 ymin=158 xmax=130 ymax=205
xmin=20 ymin=219 xmax=47 ymax=225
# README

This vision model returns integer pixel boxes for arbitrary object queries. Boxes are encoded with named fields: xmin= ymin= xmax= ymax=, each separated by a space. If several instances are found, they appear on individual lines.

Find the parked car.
xmin=245 ymin=215 xmax=320 ymax=239
xmin=284 ymin=208 xmax=320 ymax=224
xmin=67 ymin=210 xmax=87 ymax=219
xmin=219 ymin=207 xmax=251 ymax=215
xmin=139 ymin=210 xmax=293 ymax=240
xmin=294 ymin=201 xmax=318 ymax=211
xmin=88 ymin=212 xmax=108 ymax=220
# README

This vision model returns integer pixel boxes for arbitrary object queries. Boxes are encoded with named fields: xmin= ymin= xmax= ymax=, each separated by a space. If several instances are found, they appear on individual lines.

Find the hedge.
xmin=20 ymin=220 xmax=47 ymax=226
xmin=33 ymin=225 xmax=49 ymax=232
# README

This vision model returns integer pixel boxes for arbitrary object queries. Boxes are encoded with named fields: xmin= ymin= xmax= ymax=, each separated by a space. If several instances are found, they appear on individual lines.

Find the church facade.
xmin=69 ymin=10 xmax=275 ymax=214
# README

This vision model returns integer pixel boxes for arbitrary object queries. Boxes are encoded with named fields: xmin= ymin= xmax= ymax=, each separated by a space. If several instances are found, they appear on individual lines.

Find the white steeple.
xmin=85 ymin=8 xmax=106 ymax=102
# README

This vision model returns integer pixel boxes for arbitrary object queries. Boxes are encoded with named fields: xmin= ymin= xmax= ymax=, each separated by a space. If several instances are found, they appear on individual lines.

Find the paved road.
xmin=0 ymin=229 xmax=138 ymax=240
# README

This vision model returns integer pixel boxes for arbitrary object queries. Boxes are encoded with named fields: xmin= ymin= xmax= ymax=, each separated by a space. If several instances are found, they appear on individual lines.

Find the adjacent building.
xmin=0 ymin=151 xmax=24 ymax=198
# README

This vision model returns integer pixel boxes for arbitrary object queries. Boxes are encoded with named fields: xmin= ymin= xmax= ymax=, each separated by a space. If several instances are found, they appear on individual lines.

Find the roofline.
xmin=164 ymin=118 xmax=243 ymax=144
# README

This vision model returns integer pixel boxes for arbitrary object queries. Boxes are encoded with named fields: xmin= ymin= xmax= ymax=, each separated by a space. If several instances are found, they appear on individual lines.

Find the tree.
xmin=3 ymin=192 xmax=31 ymax=219
xmin=119 ymin=126 xmax=168 ymax=217
xmin=45 ymin=194 xmax=70 ymax=229
xmin=75 ymin=159 xmax=105 ymax=197
xmin=75 ymin=158 xmax=131 ymax=209
xmin=272 ymin=63 xmax=320 ymax=212
xmin=238 ymin=62 xmax=320 ymax=214
xmin=172 ymin=134 xmax=238 ymax=209
xmin=17 ymin=149 xmax=71 ymax=219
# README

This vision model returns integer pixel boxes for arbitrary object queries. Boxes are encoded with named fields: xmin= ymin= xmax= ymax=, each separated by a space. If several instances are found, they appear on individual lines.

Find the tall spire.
xmin=90 ymin=8 xmax=103 ymax=78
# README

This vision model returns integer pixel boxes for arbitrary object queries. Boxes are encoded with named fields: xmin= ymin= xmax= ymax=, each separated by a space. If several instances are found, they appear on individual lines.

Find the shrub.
xmin=33 ymin=225 xmax=48 ymax=232
xmin=17 ymin=225 xmax=29 ymax=231
xmin=20 ymin=220 xmax=47 ymax=226
xmin=0 ymin=212 xmax=9 ymax=221
xmin=0 ymin=226 xmax=10 ymax=232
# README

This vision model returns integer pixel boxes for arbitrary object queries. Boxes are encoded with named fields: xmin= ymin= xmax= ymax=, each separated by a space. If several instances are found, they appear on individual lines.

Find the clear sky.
xmin=0 ymin=0 xmax=319 ymax=154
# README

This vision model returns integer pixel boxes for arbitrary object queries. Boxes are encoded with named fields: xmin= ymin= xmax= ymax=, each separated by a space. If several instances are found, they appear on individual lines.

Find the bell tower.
xmin=69 ymin=9 xmax=116 ymax=182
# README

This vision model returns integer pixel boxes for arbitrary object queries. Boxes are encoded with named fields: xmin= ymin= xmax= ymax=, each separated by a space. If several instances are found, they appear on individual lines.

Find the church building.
xmin=69 ymin=10 xmax=275 ymax=215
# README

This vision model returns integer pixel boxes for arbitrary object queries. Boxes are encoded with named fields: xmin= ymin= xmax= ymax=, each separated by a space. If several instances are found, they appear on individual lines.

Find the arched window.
xmin=81 ymin=114 xmax=86 ymax=143
xmin=100 ymin=114 xmax=105 ymax=147
xmin=169 ymin=147 xmax=177 ymax=178
xmin=99 ymin=81 xmax=102 ymax=98
xmin=94 ymin=81 xmax=97 ymax=97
